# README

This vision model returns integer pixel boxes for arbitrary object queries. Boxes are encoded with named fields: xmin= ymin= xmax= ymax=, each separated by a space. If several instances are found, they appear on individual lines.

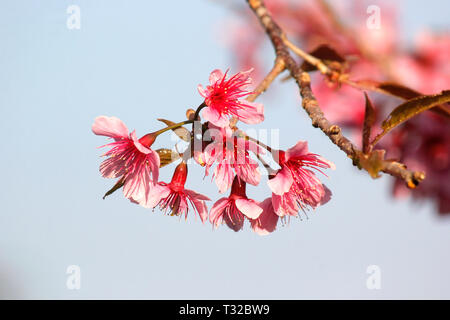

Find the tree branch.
xmin=246 ymin=0 xmax=425 ymax=188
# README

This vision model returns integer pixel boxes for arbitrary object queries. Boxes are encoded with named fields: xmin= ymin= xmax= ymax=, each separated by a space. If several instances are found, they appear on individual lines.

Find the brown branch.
xmin=246 ymin=0 xmax=425 ymax=188
xmin=231 ymin=57 xmax=286 ymax=127
xmin=247 ymin=57 xmax=285 ymax=102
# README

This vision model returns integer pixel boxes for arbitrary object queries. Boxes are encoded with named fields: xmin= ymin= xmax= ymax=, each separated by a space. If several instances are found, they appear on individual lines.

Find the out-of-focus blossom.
xmin=198 ymin=69 xmax=264 ymax=127
xmin=92 ymin=116 xmax=160 ymax=207
xmin=225 ymin=0 xmax=450 ymax=214
xmin=209 ymin=178 xmax=263 ymax=232
xmin=392 ymin=31 xmax=450 ymax=94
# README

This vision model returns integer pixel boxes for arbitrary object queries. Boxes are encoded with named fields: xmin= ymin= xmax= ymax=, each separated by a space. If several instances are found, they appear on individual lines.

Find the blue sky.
xmin=0 ymin=0 xmax=449 ymax=299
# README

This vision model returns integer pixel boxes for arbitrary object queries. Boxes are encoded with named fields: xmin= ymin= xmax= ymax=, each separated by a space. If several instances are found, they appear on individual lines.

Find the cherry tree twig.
xmin=246 ymin=0 xmax=425 ymax=188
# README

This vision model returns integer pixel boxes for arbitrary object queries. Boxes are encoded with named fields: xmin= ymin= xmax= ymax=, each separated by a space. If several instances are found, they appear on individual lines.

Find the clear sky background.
xmin=0 ymin=0 xmax=449 ymax=299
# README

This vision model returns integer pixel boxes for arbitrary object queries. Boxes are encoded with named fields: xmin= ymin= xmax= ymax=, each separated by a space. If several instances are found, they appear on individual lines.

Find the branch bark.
xmin=246 ymin=0 xmax=425 ymax=188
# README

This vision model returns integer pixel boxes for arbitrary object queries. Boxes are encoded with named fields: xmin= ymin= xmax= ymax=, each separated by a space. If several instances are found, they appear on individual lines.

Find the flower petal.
xmin=235 ymin=101 xmax=264 ymax=124
xmin=235 ymin=198 xmax=263 ymax=219
xmin=209 ymin=198 xmax=230 ymax=228
xmin=197 ymin=84 xmax=208 ymax=98
xmin=202 ymin=107 xmax=230 ymax=128
xmin=135 ymin=183 xmax=170 ymax=209
xmin=185 ymin=189 xmax=210 ymax=223
xmin=209 ymin=69 xmax=224 ymax=85
xmin=214 ymin=161 xmax=235 ymax=193
xmin=250 ymin=198 xmax=279 ymax=235
xmin=267 ymin=166 xmax=293 ymax=195
xmin=285 ymin=140 xmax=309 ymax=161
xmin=92 ymin=116 xmax=129 ymax=140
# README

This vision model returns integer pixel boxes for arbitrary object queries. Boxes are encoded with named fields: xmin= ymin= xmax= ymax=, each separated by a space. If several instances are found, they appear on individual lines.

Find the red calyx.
xmin=170 ymin=162 xmax=188 ymax=191
xmin=230 ymin=176 xmax=247 ymax=199
xmin=138 ymin=133 xmax=157 ymax=148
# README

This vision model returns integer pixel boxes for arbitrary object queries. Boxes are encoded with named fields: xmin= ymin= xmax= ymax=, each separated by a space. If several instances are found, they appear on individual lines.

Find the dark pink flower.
xmin=250 ymin=198 xmax=279 ymax=236
xmin=198 ymin=69 xmax=264 ymax=127
xmin=151 ymin=162 xmax=210 ymax=222
xmin=209 ymin=178 xmax=263 ymax=232
xmin=268 ymin=141 xmax=334 ymax=216
xmin=199 ymin=124 xmax=264 ymax=193
xmin=92 ymin=116 xmax=160 ymax=207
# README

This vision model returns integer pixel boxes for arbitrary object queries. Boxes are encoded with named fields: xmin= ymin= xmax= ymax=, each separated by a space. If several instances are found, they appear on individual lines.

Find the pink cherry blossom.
xmin=209 ymin=178 xmax=263 ymax=232
xmin=268 ymin=140 xmax=334 ymax=216
xmin=250 ymin=198 xmax=279 ymax=236
xmin=198 ymin=69 xmax=264 ymax=127
xmin=199 ymin=124 xmax=264 ymax=193
xmin=151 ymin=162 xmax=210 ymax=222
xmin=92 ymin=116 xmax=160 ymax=207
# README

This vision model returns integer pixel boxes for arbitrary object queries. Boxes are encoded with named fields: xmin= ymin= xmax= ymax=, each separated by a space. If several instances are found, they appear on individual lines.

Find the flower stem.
xmin=193 ymin=102 xmax=206 ymax=121
xmin=153 ymin=120 xmax=193 ymax=136
xmin=241 ymin=133 xmax=272 ymax=153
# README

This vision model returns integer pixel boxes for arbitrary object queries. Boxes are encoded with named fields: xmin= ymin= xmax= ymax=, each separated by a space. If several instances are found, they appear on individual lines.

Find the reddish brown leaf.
xmin=362 ymin=92 xmax=376 ymax=154
xmin=301 ymin=44 xmax=345 ymax=72
xmin=103 ymin=177 xmax=125 ymax=199
xmin=381 ymin=90 xmax=450 ymax=134
xmin=157 ymin=118 xmax=191 ymax=142
xmin=352 ymin=80 xmax=450 ymax=118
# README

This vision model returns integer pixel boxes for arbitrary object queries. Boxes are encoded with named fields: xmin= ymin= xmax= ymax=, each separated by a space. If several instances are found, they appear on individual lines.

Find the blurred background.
xmin=0 ymin=0 xmax=449 ymax=299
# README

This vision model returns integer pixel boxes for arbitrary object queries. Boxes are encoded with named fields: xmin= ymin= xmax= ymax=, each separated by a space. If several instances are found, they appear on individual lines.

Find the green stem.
xmin=153 ymin=120 xmax=193 ymax=136
xmin=242 ymin=134 xmax=273 ymax=153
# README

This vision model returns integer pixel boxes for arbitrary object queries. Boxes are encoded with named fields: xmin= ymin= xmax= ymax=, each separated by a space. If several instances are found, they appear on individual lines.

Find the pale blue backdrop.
xmin=0 ymin=0 xmax=449 ymax=299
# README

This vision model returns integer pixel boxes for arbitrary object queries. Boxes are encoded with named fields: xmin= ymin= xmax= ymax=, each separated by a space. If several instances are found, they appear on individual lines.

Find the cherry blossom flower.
xmin=268 ymin=141 xmax=334 ymax=216
xmin=198 ymin=124 xmax=264 ymax=193
xmin=250 ymin=198 xmax=279 ymax=236
xmin=198 ymin=69 xmax=264 ymax=127
xmin=92 ymin=116 xmax=160 ymax=207
xmin=150 ymin=162 xmax=210 ymax=222
xmin=209 ymin=178 xmax=263 ymax=232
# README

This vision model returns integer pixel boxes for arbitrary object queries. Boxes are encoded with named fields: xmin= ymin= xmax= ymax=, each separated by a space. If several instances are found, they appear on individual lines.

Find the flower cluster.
xmin=93 ymin=69 xmax=335 ymax=235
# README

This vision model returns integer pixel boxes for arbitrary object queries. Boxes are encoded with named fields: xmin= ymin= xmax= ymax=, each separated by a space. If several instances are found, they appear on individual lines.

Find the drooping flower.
xmin=151 ymin=161 xmax=210 ymax=222
xmin=92 ymin=116 xmax=160 ymax=207
xmin=250 ymin=198 xmax=279 ymax=236
xmin=197 ymin=124 xmax=263 ymax=193
xmin=209 ymin=177 xmax=263 ymax=232
xmin=268 ymin=140 xmax=334 ymax=216
xmin=197 ymin=69 xmax=264 ymax=127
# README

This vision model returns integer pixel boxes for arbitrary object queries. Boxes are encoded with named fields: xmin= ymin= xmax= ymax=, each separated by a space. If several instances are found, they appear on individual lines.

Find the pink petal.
xmin=122 ymin=170 xmax=150 ymax=203
xmin=285 ymin=140 xmax=309 ymax=161
xmin=251 ymin=198 xmax=279 ymax=236
xmin=271 ymin=193 xmax=298 ymax=217
xmin=319 ymin=184 xmax=333 ymax=206
xmin=147 ymin=150 xmax=160 ymax=183
xmin=197 ymin=84 xmax=208 ymax=98
xmin=209 ymin=69 xmax=224 ymax=85
xmin=185 ymin=189 xmax=210 ymax=223
xmin=267 ymin=166 xmax=293 ymax=195
xmin=214 ymin=161 xmax=236 ymax=193
xmin=202 ymin=107 xmax=230 ymax=127
xmin=135 ymin=183 xmax=170 ymax=208
xmin=209 ymin=198 xmax=230 ymax=228
xmin=130 ymin=131 xmax=152 ymax=154
xmin=235 ymin=198 xmax=263 ymax=219
xmin=235 ymin=101 xmax=264 ymax=124
xmin=236 ymin=162 xmax=261 ymax=186
xmin=92 ymin=116 xmax=129 ymax=139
